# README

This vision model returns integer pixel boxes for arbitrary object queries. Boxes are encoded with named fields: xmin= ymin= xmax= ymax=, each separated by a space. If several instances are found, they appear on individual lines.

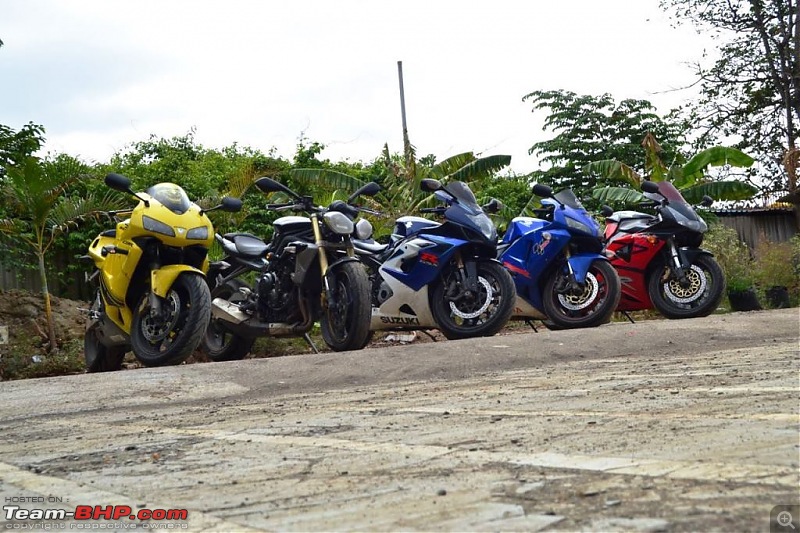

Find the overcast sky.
xmin=0 ymin=1 xmax=712 ymax=175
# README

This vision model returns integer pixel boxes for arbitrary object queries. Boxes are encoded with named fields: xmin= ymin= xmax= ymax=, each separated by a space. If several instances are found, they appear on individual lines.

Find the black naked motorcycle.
xmin=200 ymin=178 xmax=378 ymax=361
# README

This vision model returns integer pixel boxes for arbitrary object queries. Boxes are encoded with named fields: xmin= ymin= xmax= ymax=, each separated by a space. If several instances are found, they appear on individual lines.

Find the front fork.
xmin=555 ymin=248 xmax=581 ymax=294
xmin=667 ymin=238 xmax=689 ymax=283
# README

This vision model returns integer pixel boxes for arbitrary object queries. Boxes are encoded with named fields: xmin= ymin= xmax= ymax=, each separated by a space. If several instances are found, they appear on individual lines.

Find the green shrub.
xmin=704 ymin=224 xmax=756 ymax=293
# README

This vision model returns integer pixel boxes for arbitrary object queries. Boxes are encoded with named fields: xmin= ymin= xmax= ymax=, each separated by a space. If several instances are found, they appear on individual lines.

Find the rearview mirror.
xmin=221 ymin=196 xmax=243 ymax=213
xmin=701 ymin=195 xmax=714 ymax=208
xmin=640 ymin=180 xmax=660 ymax=194
xmin=532 ymin=183 xmax=553 ymax=198
xmin=420 ymin=179 xmax=443 ymax=193
xmin=105 ymin=173 xmax=132 ymax=193
xmin=348 ymin=182 xmax=381 ymax=203
xmin=600 ymin=205 xmax=614 ymax=217
xmin=255 ymin=177 xmax=296 ymax=197
xmin=483 ymin=198 xmax=504 ymax=214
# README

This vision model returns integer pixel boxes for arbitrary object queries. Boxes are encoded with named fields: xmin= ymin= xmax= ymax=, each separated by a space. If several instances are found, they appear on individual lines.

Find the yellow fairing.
xmin=151 ymin=264 xmax=205 ymax=298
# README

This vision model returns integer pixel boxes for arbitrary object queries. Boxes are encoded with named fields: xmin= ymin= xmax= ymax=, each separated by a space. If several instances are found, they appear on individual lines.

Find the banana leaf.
xmin=591 ymin=186 xmax=646 ymax=205
xmin=681 ymin=147 xmax=754 ymax=181
xmin=680 ymin=181 xmax=759 ymax=204
xmin=290 ymin=168 xmax=368 ymax=194
xmin=449 ymin=154 xmax=512 ymax=182
xmin=582 ymin=160 xmax=642 ymax=186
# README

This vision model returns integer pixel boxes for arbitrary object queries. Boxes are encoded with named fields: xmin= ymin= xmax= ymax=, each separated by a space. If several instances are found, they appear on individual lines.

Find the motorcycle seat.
xmin=221 ymin=233 xmax=268 ymax=257
xmin=606 ymin=210 xmax=652 ymax=222
xmin=353 ymin=238 xmax=388 ymax=255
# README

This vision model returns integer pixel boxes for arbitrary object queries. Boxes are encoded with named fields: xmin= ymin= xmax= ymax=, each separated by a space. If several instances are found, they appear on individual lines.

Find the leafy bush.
xmin=703 ymin=224 xmax=756 ymax=292
xmin=753 ymin=235 xmax=800 ymax=307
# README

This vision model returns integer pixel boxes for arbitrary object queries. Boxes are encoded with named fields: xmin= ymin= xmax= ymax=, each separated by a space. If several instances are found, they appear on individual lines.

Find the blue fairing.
xmin=502 ymin=217 xmax=548 ymax=244
xmin=382 ymin=233 xmax=468 ymax=291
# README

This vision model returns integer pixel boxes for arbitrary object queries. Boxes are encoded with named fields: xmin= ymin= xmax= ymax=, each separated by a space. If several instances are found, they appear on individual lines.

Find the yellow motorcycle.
xmin=84 ymin=173 xmax=242 ymax=371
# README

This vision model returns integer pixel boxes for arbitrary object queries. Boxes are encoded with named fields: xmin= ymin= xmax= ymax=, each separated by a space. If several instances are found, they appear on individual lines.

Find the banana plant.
xmin=588 ymin=133 xmax=757 ymax=205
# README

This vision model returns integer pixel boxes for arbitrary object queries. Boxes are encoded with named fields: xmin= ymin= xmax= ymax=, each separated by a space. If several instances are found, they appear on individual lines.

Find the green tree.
xmin=589 ymin=133 xmax=757 ymax=205
xmin=660 ymin=0 xmax=799 ymax=219
xmin=0 ymin=154 xmax=115 ymax=352
xmin=0 ymin=122 xmax=45 ymax=176
xmin=523 ymin=90 xmax=687 ymax=201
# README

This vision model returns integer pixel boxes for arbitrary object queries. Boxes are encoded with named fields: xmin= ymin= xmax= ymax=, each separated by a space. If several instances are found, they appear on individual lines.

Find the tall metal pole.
xmin=397 ymin=61 xmax=413 ymax=174
xmin=397 ymin=60 xmax=408 ymax=142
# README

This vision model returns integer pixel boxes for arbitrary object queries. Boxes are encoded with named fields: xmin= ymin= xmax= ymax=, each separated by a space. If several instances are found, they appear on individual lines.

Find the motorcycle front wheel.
xmin=542 ymin=260 xmax=621 ymax=329
xmin=648 ymin=254 xmax=725 ymax=319
xmin=431 ymin=261 xmax=515 ymax=340
xmin=320 ymin=261 xmax=372 ymax=351
xmin=85 ymin=293 xmax=126 ymax=372
xmin=131 ymin=273 xmax=211 ymax=366
xmin=201 ymin=279 xmax=255 ymax=362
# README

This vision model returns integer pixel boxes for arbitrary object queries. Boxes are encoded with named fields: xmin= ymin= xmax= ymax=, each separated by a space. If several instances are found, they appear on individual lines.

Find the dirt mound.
xmin=0 ymin=289 xmax=87 ymax=351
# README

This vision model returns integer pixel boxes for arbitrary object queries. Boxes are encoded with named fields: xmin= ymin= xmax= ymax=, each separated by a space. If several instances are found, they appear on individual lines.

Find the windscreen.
xmin=553 ymin=189 xmax=584 ymax=209
xmin=653 ymin=181 xmax=689 ymax=204
xmin=445 ymin=181 xmax=479 ymax=208
xmin=147 ymin=183 xmax=191 ymax=214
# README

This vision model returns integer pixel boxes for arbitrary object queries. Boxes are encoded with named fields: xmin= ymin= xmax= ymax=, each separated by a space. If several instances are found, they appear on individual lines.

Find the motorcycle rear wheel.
xmin=542 ymin=260 xmax=621 ymax=329
xmin=201 ymin=279 xmax=255 ymax=362
xmin=131 ymin=273 xmax=211 ymax=366
xmin=648 ymin=254 xmax=725 ymax=319
xmin=84 ymin=292 xmax=125 ymax=373
xmin=320 ymin=261 xmax=372 ymax=351
xmin=431 ymin=261 xmax=515 ymax=340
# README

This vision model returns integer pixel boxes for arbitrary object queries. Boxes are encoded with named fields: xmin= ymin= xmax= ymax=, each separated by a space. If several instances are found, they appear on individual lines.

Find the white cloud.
xmin=0 ymin=0 xmax=711 ymax=174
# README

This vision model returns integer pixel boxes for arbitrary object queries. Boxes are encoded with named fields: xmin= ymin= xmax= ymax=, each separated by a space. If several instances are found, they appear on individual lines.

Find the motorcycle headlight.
xmin=354 ymin=219 xmax=374 ymax=240
xmin=323 ymin=211 xmax=355 ymax=235
xmin=566 ymin=216 xmax=599 ymax=237
xmin=142 ymin=215 xmax=176 ymax=237
xmin=468 ymin=213 xmax=496 ymax=241
xmin=186 ymin=226 xmax=209 ymax=240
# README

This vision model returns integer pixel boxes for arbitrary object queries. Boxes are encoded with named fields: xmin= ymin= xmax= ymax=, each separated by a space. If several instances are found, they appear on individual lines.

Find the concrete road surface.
xmin=0 ymin=309 xmax=798 ymax=532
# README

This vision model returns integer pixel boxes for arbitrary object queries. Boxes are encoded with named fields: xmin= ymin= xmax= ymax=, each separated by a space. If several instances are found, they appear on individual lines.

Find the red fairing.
xmin=606 ymin=233 xmax=666 ymax=311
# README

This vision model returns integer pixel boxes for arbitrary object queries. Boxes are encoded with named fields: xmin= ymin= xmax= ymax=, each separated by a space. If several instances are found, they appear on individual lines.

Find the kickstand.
xmin=621 ymin=311 xmax=635 ymax=324
xmin=304 ymin=333 xmax=320 ymax=354
xmin=420 ymin=330 xmax=438 ymax=342
xmin=525 ymin=319 xmax=539 ymax=332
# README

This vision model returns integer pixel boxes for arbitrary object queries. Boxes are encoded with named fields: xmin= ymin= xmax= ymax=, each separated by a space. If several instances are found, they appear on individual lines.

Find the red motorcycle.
xmin=603 ymin=180 xmax=725 ymax=318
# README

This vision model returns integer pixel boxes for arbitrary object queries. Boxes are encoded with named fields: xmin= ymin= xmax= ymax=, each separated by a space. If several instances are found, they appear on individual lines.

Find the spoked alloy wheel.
xmin=131 ymin=274 xmax=211 ymax=366
xmin=649 ymin=255 xmax=725 ymax=319
xmin=202 ymin=279 xmax=255 ymax=362
xmin=320 ymin=261 xmax=372 ymax=351
xmin=542 ymin=260 xmax=621 ymax=329
xmin=431 ymin=261 xmax=515 ymax=340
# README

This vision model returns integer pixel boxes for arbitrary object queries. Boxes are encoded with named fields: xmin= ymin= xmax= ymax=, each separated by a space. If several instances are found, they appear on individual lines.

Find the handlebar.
xmin=266 ymin=203 xmax=294 ymax=210
xmin=419 ymin=207 xmax=446 ymax=214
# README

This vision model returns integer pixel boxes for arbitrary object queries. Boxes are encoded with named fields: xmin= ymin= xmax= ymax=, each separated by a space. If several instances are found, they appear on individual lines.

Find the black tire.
xmin=84 ymin=292 xmax=125 ymax=372
xmin=320 ymin=261 xmax=372 ymax=351
xmin=85 ymin=330 xmax=126 ymax=372
xmin=542 ymin=260 xmax=621 ymax=329
xmin=201 ymin=279 xmax=255 ymax=361
xmin=648 ymin=254 xmax=725 ymax=319
xmin=130 ymin=273 xmax=211 ymax=366
xmin=431 ymin=260 xmax=515 ymax=340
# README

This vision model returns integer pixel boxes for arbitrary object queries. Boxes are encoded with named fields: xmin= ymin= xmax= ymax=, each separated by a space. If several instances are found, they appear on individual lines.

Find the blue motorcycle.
xmin=352 ymin=179 xmax=516 ymax=341
xmin=498 ymin=184 xmax=621 ymax=329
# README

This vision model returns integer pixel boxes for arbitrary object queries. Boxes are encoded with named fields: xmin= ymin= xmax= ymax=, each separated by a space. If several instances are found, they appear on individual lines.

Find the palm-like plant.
xmin=0 ymin=155 xmax=118 ymax=353
xmin=588 ymin=133 xmax=758 ymax=205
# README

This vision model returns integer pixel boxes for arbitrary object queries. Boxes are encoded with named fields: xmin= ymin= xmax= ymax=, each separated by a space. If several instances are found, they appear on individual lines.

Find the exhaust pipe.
xmin=211 ymin=298 xmax=249 ymax=324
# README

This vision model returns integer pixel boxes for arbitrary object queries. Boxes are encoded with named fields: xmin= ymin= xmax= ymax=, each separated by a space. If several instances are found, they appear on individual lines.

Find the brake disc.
xmin=664 ymin=264 xmax=707 ymax=304
xmin=142 ymin=291 xmax=181 ymax=343
xmin=557 ymin=272 xmax=600 ymax=311
xmin=449 ymin=276 xmax=493 ymax=319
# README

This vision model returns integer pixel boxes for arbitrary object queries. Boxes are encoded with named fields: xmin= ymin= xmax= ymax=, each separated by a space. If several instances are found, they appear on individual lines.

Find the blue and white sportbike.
xmin=352 ymin=179 xmax=515 ymax=341
xmin=498 ymin=184 xmax=621 ymax=329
